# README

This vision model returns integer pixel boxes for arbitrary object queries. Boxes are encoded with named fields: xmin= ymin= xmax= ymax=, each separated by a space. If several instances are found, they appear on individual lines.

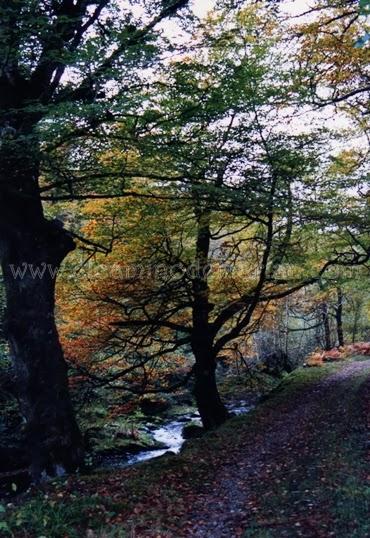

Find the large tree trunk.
xmin=1 ymin=221 xmax=84 ymax=480
xmin=0 ymin=132 xmax=84 ymax=480
xmin=191 ymin=207 xmax=229 ymax=430
xmin=193 ymin=351 xmax=230 ymax=429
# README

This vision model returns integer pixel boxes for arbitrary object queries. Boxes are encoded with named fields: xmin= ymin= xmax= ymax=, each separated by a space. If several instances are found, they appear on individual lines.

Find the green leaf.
xmin=359 ymin=0 xmax=370 ymax=13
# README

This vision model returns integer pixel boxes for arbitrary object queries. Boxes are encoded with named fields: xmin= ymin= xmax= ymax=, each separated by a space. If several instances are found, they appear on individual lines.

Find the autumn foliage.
xmin=306 ymin=342 xmax=370 ymax=367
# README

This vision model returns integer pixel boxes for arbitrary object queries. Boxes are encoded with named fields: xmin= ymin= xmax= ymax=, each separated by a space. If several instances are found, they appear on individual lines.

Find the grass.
xmin=0 ymin=494 xmax=127 ymax=537
xmin=1 ymin=359 xmax=369 ymax=537
xmin=242 ymin=361 xmax=370 ymax=537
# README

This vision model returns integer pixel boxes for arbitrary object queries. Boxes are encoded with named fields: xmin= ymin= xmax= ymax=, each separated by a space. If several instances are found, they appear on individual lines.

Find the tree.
xmin=56 ymin=4 xmax=369 ymax=429
xmin=294 ymin=0 xmax=369 ymax=112
xmin=0 ymin=0 xmax=190 ymax=479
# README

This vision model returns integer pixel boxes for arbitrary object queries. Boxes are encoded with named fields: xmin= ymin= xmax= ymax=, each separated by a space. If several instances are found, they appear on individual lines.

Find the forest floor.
xmin=1 ymin=357 xmax=369 ymax=538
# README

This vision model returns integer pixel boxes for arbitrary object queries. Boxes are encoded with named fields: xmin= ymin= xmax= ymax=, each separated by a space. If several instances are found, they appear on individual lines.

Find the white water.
xmin=101 ymin=401 xmax=252 ymax=469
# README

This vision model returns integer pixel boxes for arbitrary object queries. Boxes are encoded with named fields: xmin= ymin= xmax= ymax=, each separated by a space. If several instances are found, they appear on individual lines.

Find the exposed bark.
xmin=0 ymin=133 xmax=84 ymax=479
xmin=193 ymin=353 xmax=230 ymax=429
xmin=1 ymin=220 xmax=84 ymax=480
xmin=191 ymin=208 xmax=229 ymax=429
xmin=320 ymin=302 xmax=331 ymax=351
xmin=350 ymin=297 xmax=362 ymax=344
xmin=335 ymin=287 xmax=344 ymax=347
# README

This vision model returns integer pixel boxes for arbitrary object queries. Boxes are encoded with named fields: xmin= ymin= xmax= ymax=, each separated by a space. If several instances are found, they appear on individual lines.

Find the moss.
xmin=2 ymin=495 xmax=126 ymax=538
xmin=219 ymin=370 xmax=281 ymax=400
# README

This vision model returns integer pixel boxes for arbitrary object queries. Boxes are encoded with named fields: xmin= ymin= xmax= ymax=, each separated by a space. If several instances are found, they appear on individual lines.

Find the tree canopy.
xmin=0 ymin=0 xmax=369 ymax=479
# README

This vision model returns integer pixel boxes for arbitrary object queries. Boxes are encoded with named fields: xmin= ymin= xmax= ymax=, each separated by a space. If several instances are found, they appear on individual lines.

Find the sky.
xmin=192 ymin=0 xmax=312 ymax=18
xmin=192 ymin=0 xmax=215 ymax=18
xmin=188 ymin=0 xmax=362 ymax=152
xmin=160 ymin=0 xmax=313 ymax=42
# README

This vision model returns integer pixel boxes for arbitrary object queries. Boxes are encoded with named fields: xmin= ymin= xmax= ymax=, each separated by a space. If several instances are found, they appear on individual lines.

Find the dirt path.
xmin=4 ymin=360 xmax=370 ymax=538
xmin=183 ymin=361 xmax=370 ymax=537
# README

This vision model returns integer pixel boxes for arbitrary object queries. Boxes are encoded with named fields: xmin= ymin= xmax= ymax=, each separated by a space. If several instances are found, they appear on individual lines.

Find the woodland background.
xmin=0 ymin=0 xmax=369 ymax=536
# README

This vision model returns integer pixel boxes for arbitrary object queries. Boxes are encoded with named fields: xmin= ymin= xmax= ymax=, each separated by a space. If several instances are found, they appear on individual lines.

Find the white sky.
xmin=192 ymin=0 xmax=215 ymax=18
xmin=189 ymin=0 xmax=365 ymax=153
xmin=161 ymin=0 xmax=313 ymax=41
xmin=192 ymin=0 xmax=312 ymax=18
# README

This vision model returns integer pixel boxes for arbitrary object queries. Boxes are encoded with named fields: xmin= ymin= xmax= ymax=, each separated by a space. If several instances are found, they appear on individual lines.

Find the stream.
xmin=0 ymin=401 xmax=254 ymax=498
xmin=101 ymin=400 xmax=254 ymax=469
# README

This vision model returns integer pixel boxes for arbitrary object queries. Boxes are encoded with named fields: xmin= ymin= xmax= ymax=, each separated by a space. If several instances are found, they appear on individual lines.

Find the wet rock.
xmin=172 ymin=392 xmax=194 ymax=406
xmin=182 ymin=423 xmax=204 ymax=440
xmin=139 ymin=398 xmax=171 ymax=415
xmin=96 ymin=438 xmax=168 ymax=458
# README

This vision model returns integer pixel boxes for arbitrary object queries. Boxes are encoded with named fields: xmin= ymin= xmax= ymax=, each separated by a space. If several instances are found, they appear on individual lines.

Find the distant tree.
xmin=295 ymin=0 xmax=369 ymax=113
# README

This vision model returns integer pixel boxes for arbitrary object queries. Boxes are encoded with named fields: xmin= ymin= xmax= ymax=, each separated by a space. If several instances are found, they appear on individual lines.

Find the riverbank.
xmin=0 ymin=368 xmax=278 ymax=496
xmin=1 ymin=357 xmax=369 ymax=537
xmin=83 ymin=369 xmax=277 ymax=468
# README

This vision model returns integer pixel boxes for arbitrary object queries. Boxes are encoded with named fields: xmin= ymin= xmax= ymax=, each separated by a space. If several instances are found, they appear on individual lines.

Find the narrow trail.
xmin=7 ymin=361 xmax=369 ymax=538
xmin=183 ymin=361 xmax=370 ymax=537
